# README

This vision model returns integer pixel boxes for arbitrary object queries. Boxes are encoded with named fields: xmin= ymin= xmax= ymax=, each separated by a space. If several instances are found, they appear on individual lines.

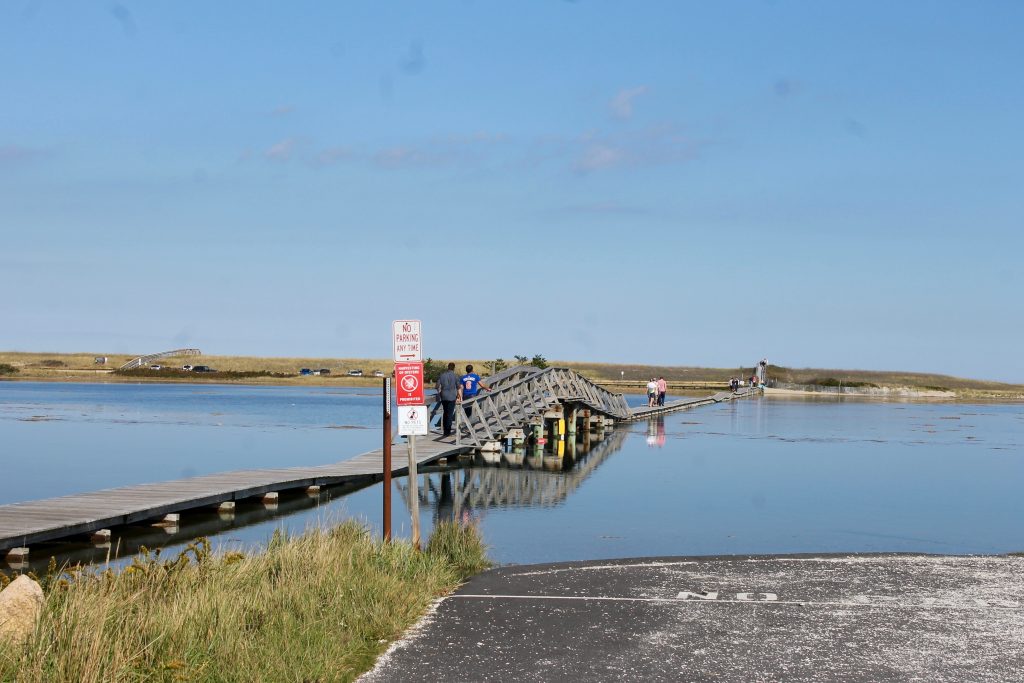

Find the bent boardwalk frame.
xmin=454 ymin=367 xmax=631 ymax=449
xmin=0 ymin=366 xmax=758 ymax=555
xmin=453 ymin=366 xmax=759 ymax=447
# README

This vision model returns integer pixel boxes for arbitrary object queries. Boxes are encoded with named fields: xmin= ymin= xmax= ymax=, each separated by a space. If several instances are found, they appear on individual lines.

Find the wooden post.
xmin=5 ymin=547 xmax=29 ymax=562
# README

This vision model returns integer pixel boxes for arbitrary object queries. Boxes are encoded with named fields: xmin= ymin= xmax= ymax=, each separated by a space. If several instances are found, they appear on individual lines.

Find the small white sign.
xmin=397 ymin=404 xmax=429 ymax=436
xmin=392 ymin=320 xmax=422 ymax=362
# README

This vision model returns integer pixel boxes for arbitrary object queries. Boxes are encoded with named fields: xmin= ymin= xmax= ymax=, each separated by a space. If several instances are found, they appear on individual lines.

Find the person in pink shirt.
xmin=657 ymin=377 xmax=667 ymax=406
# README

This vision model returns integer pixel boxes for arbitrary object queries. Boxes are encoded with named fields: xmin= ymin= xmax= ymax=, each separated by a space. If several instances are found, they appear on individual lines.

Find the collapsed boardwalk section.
xmin=0 ymin=366 xmax=755 ymax=562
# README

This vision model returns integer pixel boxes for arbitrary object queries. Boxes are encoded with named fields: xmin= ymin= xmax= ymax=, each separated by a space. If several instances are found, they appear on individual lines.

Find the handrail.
xmin=455 ymin=366 xmax=630 ymax=446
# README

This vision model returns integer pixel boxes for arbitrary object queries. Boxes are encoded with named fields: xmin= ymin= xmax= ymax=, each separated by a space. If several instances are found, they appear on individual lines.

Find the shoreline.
xmin=3 ymin=351 xmax=1022 ymax=401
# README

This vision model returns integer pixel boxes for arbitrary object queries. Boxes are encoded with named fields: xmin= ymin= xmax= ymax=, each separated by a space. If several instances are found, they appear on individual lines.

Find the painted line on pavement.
xmin=451 ymin=594 xmax=1024 ymax=611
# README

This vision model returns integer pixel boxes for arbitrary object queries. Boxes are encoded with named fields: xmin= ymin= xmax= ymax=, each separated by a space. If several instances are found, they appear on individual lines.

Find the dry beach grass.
xmin=0 ymin=521 xmax=489 ymax=683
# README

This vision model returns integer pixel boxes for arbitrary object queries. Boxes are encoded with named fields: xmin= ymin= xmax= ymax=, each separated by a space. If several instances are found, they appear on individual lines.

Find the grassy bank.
xmin=2 ymin=351 xmax=1021 ymax=398
xmin=0 ymin=521 xmax=489 ymax=683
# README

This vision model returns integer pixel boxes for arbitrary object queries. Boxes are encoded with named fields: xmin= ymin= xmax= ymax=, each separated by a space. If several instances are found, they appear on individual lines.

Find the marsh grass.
xmin=0 ymin=521 xmax=490 ymax=683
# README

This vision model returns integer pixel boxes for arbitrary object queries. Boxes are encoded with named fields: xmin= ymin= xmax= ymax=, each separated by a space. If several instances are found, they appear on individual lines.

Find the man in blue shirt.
xmin=457 ymin=364 xmax=492 ymax=419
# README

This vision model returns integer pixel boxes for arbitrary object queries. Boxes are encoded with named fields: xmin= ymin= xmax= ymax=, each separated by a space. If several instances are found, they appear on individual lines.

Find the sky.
xmin=1 ymin=1 xmax=1022 ymax=382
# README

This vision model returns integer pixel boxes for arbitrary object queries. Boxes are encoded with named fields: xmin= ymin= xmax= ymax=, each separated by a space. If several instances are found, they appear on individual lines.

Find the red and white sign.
xmin=394 ymin=362 xmax=425 ymax=406
xmin=392 ymin=320 xmax=422 ymax=362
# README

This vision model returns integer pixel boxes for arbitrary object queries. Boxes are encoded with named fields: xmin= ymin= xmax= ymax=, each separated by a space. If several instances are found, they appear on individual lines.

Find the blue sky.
xmin=1 ymin=1 xmax=1022 ymax=381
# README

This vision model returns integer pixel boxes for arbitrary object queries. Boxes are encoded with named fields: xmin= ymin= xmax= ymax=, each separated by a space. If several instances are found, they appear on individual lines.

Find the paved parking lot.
xmin=362 ymin=553 xmax=1024 ymax=682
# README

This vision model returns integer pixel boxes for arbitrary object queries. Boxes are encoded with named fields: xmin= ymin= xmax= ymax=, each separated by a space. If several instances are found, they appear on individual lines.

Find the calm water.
xmin=2 ymin=381 xmax=1023 ymax=567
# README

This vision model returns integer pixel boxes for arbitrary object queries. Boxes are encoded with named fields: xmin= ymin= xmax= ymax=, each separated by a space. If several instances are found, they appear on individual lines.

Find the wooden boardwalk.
xmin=626 ymin=387 xmax=757 ymax=421
xmin=0 ymin=437 xmax=472 ymax=552
xmin=0 ymin=376 xmax=759 ymax=555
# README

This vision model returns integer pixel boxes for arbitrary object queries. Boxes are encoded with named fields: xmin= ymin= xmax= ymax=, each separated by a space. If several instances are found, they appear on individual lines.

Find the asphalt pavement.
xmin=360 ymin=553 xmax=1024 ymax=682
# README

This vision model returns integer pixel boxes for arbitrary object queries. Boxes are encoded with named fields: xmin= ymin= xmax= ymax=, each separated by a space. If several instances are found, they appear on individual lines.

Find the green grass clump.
xmin=0 ymin=363 xmax=17 ymax=376
xmin=0 ymin=521 xmax=490 ymax=683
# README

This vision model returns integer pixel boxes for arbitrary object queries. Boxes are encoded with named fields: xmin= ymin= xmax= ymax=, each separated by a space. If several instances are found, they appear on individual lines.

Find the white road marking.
xmin=452 ymin=594 xmax=1024 ymax=610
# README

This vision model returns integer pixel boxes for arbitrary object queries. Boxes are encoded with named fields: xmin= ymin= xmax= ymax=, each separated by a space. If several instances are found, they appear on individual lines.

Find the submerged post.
xmin=383 ymin=377 xmax=392 ymax=542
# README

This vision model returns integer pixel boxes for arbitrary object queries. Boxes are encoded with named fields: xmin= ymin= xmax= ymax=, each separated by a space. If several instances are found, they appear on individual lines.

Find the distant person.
xmin=458 ymin=364 xmax=492 ymax=419
xmin=646 ymin=377 xmax=658 ymax=407
xmin=657 ymin=376 xmax=667 ymax=406
xmin=436 ymin=363 xmax=460 ymax=438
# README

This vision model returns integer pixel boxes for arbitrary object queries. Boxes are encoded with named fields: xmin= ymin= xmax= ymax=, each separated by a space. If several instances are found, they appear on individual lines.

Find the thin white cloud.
xmin=571 ymin=125 xmax=702 ymax=174
xmin=609 ymin=86 xmax=649 ymax=120
xmin=265 ymin=138 xmax=297 ymax=162
xmin=312 ymin=146 xmax=352 ymax=167
xmin=574 ymin=144 xmax=624 ymax=172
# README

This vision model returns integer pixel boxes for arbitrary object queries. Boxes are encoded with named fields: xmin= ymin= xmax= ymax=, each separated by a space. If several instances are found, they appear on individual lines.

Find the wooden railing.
xmin=454 ymin=366 xmax=630 ymax=448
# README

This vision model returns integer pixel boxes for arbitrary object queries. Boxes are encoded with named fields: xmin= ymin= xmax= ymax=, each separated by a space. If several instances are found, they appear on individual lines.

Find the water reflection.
xmin=645 ymin=416 xmax=666 ymax=447
xmin=398 ymin=430 xmax=629 ymax=525
xmin=7 ymin=431 xmax=629 ymax=574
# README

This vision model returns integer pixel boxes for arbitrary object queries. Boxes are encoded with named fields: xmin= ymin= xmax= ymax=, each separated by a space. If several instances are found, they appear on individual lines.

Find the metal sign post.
xmin=408 ymin=434 xmax=420 ymax=549
xmin=397 ymin=403 xmax=428 ymax=549
xmin=393 ymin=319 xmax=425 ymax=550
xmin=383 ymin=377 xmax=392 ymax=541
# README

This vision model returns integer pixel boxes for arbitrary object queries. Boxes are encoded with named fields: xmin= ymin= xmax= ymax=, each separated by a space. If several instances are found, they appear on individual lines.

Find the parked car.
xmin=318 ymin=368 xmax=331 ymax=375
xmin=347 ymin=369 xmax=364 ymax=377
xmin=299 ymin=368 xmax=312 ymax=375
xmin=372 ymin=370 xmax=385 ymax=377
xmin=192 ymin=366 xmax=215 ymax=373
xmin=149 ymin=365 xmax=162 ymax=370
xmin=182 ymin=364 xmax=193 ymax=371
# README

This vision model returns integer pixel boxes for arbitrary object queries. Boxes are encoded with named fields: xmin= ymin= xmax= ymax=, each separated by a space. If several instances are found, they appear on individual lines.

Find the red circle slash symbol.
xmin=400 ymin=375 xmax=419 ymax=392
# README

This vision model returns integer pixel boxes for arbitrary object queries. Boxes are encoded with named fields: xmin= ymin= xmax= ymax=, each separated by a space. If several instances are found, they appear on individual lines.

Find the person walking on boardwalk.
xmin=457 ymin=364 xmax=492 ymax=419
xmin=657 ymin=376 xmax=667 ymax=406
xmin=646 ymin=377 xmax=658 ymax=407
xmin=436 ymin=363 xmax=460 ymax=438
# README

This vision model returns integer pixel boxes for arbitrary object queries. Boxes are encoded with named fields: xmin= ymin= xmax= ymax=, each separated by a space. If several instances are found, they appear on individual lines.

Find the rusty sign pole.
xmin=382 ymin=377 xmax=392 ymax=542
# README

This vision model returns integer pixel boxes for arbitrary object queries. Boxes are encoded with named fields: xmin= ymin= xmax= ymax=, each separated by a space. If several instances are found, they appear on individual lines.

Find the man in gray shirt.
xmin=436 ymin=362 xmax=460 ymax=438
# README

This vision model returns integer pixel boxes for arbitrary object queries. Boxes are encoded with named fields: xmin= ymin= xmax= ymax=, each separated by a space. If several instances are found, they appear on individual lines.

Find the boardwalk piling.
xmin=5 ymin=547 xmax=29 ymax=563
xmin=152 ymin=513 xmax=179 ymax=527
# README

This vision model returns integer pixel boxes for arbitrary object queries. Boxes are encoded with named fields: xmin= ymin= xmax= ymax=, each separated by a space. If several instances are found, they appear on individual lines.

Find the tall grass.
xmin=0 ymin=521 xmax=490 ymax=683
